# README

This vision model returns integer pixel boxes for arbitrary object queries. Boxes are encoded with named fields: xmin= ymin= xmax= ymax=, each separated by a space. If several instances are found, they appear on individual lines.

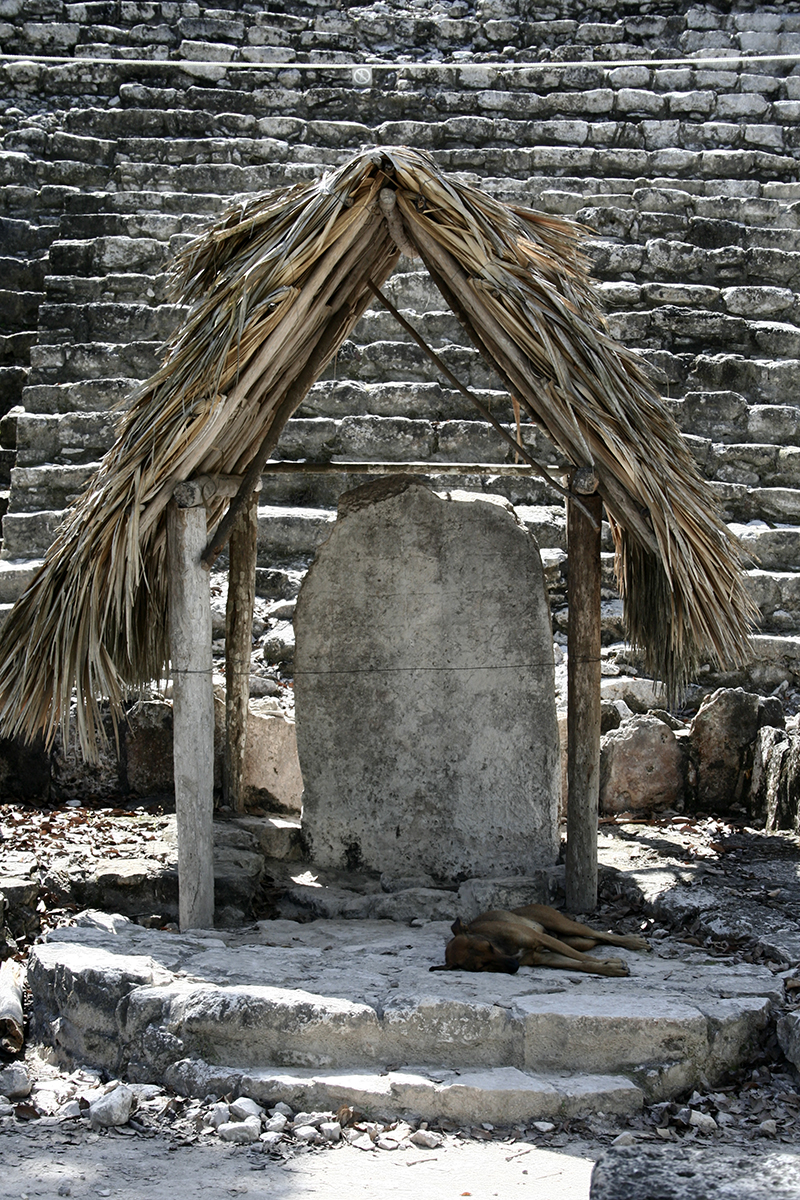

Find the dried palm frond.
xmin=0 ymin=146 xmax=756 ymax=757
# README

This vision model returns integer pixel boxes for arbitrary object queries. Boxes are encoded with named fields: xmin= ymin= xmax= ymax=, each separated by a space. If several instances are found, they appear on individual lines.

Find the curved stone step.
xmin=27 ymin=915 xmax=779 ymax=1113
xmin=168 ymin=1063 xmax=643 ymax=1127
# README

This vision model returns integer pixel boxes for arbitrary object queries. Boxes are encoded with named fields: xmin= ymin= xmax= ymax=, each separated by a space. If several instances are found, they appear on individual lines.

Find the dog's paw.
xmin=619 ymin=935 xmax=650 ymax=952
xmin=600 ymin=958 xmax=631 ymax=977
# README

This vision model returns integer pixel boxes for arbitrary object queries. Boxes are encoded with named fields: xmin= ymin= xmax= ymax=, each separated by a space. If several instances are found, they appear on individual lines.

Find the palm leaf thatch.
xmin=0 ymin=146 xmax=756 ymax=756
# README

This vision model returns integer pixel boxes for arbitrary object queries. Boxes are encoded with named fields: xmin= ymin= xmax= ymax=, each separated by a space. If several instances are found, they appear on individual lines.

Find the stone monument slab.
xmin=294 ymin=478 xmax=560 ymax=883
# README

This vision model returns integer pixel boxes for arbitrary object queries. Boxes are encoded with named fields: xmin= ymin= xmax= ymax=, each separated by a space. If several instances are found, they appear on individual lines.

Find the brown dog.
xmin=430 ymin=903 xmax=649 ymax=978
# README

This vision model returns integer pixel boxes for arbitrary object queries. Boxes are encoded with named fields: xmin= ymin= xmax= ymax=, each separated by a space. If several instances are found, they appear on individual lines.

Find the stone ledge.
xmin=28 ymin=912 xmax=778 ymax=1105
xmin=162 ymin=1060 xmax=644 ymax=1126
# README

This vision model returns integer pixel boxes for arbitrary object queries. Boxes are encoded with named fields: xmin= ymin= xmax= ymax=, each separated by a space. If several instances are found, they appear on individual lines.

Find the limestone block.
xmin=689 ymin=687 xmax=784 ymax=813
xmin=600 ymin=716 xmax=684 ymax=815
xmin=244 ymin=702 xmax=301 ymax=813
xmin=777 ymin=1011 xmax=800 ymax=1071
xmin=716 ymin=92 xmax=770 ymax=120
xmin=295 ymin=478 xmax=560 ymax=884
xmin=608 ymin=65 xmax=651 ymax=88
xmin=456 ymin=875 xmax=553 ymax=921
xmin=599 ymin=677 xmax=665 ymax=712
xmin=124 ymin=700 xmax=174 ymax=795
xmin=336 ymin=414 xmax=436 ymax=462
xmin=89 ymin=1084 xmax=134 ymax=1129
xmin=616 ymin=89 xmax=664 ymax=116
xmin=88 ymin=857 xmax=178 ymax=917
xmin=236 ymin=814 xmax=302 ymax=861
xmin=591 ymin=1145 xmax=800 ymax=1199
xmin=665 ymin=90 xmax=715 ymax=117
xmin=123 ymin=982 xmax=384 ymax=1072
xmin=750 ymin=726 xmax=800 ymax=832
xmin=519 ymin=992 xmax=709 ymax=1084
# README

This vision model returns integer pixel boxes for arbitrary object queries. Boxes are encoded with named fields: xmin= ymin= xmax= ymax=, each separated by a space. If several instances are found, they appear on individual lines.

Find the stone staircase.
xmin=2 ymin=1 xmax=800 ymax=694
xmin=28 ymin=909 xmax=781 ymax=1123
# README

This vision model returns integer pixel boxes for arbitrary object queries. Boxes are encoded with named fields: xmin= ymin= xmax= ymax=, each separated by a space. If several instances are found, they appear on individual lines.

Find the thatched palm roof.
xmin=0 ymin=146 xmax=756 ymax=754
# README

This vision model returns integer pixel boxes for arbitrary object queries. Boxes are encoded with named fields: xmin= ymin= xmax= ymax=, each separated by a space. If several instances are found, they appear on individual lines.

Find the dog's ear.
xmin=451 ymin=917 xmax=466 ymax=936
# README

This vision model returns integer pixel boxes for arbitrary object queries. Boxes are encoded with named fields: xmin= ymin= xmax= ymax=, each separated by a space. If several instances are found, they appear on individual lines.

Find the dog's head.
xmin=429 ymin=932 xmax=521 ymax=974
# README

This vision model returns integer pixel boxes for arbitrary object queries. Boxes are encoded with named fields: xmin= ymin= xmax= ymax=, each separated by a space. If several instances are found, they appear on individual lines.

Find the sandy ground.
xmin=5 ymin=1119 xmax=597 ymax=1200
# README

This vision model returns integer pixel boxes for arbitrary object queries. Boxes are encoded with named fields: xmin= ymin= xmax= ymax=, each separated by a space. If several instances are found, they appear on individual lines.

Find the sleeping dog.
xmin=430 ymin=903 xmax=650 ymax=978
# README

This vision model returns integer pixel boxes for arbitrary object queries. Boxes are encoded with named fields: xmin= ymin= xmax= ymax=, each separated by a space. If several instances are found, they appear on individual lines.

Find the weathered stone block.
xmin=600 ymin=716 xmax=684 ymax=815
xmin=689 ymin=687 xmax=784 ymax=813
xmin=211 ymin=691 xmax=302 ymax=811
xmin=123 ymin=700 xmax=174 ymax=795
xmin=750 ymin=726 xmax=800 ymax=832
xmin=295 ymin=478 xmax=560 ymax=884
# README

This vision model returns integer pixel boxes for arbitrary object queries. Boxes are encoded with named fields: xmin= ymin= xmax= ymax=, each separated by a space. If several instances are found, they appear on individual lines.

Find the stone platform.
xmin=27 ymin=910 xmax=780 ymax=1127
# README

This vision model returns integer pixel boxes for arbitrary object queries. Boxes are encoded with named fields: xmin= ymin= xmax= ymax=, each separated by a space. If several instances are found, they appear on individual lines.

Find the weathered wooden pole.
xmin=565 ymin=467 xmax=603 ymax=915
xmin=168 ymin=493 xmax=215 ymax=931
xmin=224 ymin=486 xmax=259 ymax=813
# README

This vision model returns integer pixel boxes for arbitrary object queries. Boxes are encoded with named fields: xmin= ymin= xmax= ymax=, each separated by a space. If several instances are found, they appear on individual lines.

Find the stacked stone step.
xmin=3 ymin=2 xmax=800 ymax=687
xmin=4 ymin=1 xmax=800 ymax=66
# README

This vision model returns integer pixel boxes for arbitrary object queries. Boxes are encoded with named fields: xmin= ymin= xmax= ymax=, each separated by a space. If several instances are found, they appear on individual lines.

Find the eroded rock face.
xmin=294 ymin=478 xmax=560 ymax=884
xmin=750 ymin=726 xmax=800 ymax=833
xmin=599 ymin=715 xmax=684 ymax=815
xmin=688 ymin=687 xmax=784 ymax=813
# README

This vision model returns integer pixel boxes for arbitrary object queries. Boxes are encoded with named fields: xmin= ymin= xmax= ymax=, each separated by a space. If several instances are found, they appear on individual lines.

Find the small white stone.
xmin=689 ymin=1110 xmax=718 ymax=1132
xmin=375 ymin=1134 xmax=400 ymax=1150
xmin=128 ymin=1084 xmax=163 ymax=1101
xmin=532 ymin=1121 xmax=556 ymax=1133
xmin=612 ymin=1132 xmax=637 ymax=1146
xmin=218 ymin=1116 xmax=262 ymax=1144
xmin=270 ymin=1102 xmax=293 ymax=1117
xmin=409 ymin=1129 xmax=443 ymax=1148
xmin=759 ymin=1119 xmax=778 ymax=1136
xmin=229 ymin=1097 xmax=264 ymax=1121
xmin=207 ymin=1102 xmax=231 ymax=1129
xmin=259 ymin=1131 xmax=284 ymax=1148
xmin=350 ymin=1132 xmax=376 ymax=1151
xmin=293 ymin=1124 xmax=322 ymax=1144
xmin=263 ymin=1113 xmax=288 ymax=1133
xmin=319 ymin=1121 xmax=342 ymax=1143
xmin=89 ymin=1085 xmax=134 ymax=1129
xmin=57 ymin=1100 xmax=82 ymax=1120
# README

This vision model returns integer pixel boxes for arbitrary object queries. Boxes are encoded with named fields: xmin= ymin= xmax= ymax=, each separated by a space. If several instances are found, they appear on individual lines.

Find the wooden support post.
xmin=168 ymin=496 xmax=215 ymax=931
xmin=224 ymin=486 xmax=259 ymax=814
xmin=565 ymin=469 xmax=603 ymax=915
